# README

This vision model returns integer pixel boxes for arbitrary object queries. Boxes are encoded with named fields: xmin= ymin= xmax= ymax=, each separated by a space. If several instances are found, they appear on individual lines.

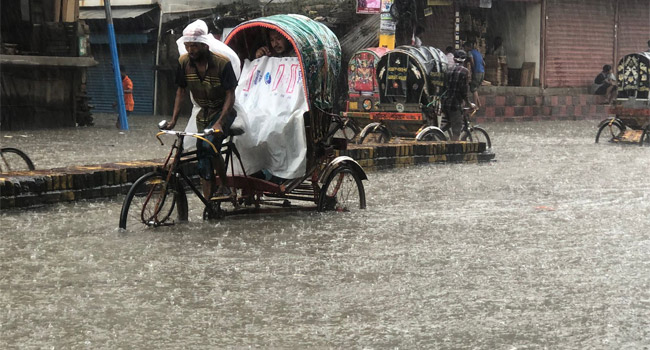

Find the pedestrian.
xmin=163 ymin=22 xmax=239 ymax=200
xmin=113 ymin=64 xmax=133 ymax=128
xmin=464 ymin=41 xmax=484 ymax=107
xmin=491 ymin=36 xmax=508 ymax=86
xmin=442 ymin=50 xmax=476 ymax=141
xmin=593 ymin=64 xmax=617 ymax=104
xmin=647 ymin=39 xmax=650 ymax=52
xmin=445 ymin=46 xmax=455 ymax=66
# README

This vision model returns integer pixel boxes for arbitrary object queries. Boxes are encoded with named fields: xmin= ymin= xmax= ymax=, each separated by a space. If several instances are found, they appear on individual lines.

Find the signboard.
xmin=379 ymin=0 xmax=395 ymax=49
xmin=357 ymin=0 xmax=382 ymax=14
xmin=384 ymin=54 xmax=409 ymax=97
xmin=480 ymin=0 xmax=492 ymax=8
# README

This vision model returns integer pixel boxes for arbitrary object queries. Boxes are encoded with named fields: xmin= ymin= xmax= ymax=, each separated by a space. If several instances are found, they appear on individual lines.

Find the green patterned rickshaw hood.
xmin=225 ymin=14 xmax=341 ymax=110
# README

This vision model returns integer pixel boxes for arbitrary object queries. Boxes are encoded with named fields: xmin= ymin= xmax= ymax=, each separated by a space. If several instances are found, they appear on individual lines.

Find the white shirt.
xmin=446 ymin=52 xmax=455 ymax=66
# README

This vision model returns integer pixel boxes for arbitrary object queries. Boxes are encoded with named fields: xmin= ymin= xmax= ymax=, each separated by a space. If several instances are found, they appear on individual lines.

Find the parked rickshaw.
xmin=595 ymin=51 xmax=650 ymax=146
xmin=346 ymin=45 xmax=449 ymax=143
xmin=119 ymin=14 xmax=367 ymax=229
xmin=342 ymin=47 xmax=388 ymax=133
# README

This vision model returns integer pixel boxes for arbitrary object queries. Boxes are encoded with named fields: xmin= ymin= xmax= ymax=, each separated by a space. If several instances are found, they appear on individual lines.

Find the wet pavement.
xmin=1 ymin=114 xmax=649 ymax=348
xmin=0 ymin=113 xmax=188 ymax=169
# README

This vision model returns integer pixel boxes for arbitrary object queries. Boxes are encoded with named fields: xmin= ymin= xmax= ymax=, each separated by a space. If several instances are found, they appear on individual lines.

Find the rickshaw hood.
xmin=225 ymin=14 xmax=341 ymax=110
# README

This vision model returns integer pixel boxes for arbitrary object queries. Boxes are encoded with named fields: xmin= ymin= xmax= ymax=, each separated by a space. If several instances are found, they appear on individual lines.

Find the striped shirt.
xmin=176 ymin=52 xmax=238 ymax=126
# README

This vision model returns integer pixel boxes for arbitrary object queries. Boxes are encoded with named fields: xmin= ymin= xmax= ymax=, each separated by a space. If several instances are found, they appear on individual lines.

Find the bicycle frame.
xmin=139 ymin=132 xmax=211 ymax=226
xmin=146 ymin=118 xmax=351 ymax=221
xmin=439 ymin=107 xmax=478 ymax=135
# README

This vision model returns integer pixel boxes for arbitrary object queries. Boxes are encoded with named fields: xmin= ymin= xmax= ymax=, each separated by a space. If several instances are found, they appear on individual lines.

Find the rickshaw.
xmin=347 ymin=45 xmax=450 ymax=143
xmin=342 ymin=47 xmax=388 ymax=134
xmin=118 ymin=14 xmax=367 ymax=230
xmin=595 ymin=51 xmax=650 ymax=146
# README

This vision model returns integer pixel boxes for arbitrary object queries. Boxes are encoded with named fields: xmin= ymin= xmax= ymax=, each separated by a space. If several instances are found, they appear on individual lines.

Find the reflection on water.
xmin=1 ymin=118 xmax=649 ymax=348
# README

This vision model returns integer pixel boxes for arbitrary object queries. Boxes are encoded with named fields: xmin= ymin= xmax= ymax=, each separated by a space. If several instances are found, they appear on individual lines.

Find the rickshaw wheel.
xmin=318 ymin=165 xmax=366 ymax=212
xmin=0 ymin=148 xmax=35 ymax=172
xmin=358 ymin=128 xmax=390 ymax=144
xmin=461 ymin=127 xmax=492 ymax=149
xmin=419 ymin=129 xmax=447 ymax=141
xmin=640 ymin=126 xmax=650 ymax=146
xmin=595 ymin=120 xmax=625 ymax=143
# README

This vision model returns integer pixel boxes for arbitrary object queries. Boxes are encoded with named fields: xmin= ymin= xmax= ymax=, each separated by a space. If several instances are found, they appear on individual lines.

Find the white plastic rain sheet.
xmin=230 ymin=56 xmax=308 ymax=179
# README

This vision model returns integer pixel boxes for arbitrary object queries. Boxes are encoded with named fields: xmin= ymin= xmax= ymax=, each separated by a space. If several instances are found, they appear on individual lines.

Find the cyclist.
xmin=442 ymin=49 xmax=476 ymax=140
xmin=163 ymin=20 xmax=238 ymax=200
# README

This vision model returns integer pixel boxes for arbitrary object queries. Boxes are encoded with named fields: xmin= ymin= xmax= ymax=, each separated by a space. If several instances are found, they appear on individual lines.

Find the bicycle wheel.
xmin=461 ymin=126 xmax=492 ymax=149
xmin=0 ymin=148 xmax=35 ymax=172
xmin=318 ymin=165 xmax=366 ymax=212
xmin=418 ymin=128 xmax=447 ymax=141
xmin=119 ymin=171 xmax=188 ymax=229
xmin=595 ymin=121 xmax=624 ymax=143
xmin=640 ymin=126 xmax=650 ymax=147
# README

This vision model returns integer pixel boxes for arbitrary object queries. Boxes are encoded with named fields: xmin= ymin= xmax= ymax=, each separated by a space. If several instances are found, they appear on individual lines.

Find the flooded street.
xmin=2 ymin=114 xmax=649 ymax=348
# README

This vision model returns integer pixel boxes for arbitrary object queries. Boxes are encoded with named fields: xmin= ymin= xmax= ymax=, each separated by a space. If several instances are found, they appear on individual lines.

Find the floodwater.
xmin=1 ymin=114 xmax=649 ymax=348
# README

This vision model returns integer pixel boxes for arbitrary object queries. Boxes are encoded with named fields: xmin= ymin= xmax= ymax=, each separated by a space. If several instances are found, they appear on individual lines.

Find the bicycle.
xmin=119 ymin=113 xmax=366 ymax=230
xmin=118 ymin=123 xmax=225 ymax=229
xmin=416 ymin=107 xmax=492 ymax=149
xmin=0 ymin=148 xmax=35 ymax=172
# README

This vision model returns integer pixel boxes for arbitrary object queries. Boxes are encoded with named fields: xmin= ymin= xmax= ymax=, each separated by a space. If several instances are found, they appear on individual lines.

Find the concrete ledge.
xmin=0 ymin=141 xmax=495 ymax=209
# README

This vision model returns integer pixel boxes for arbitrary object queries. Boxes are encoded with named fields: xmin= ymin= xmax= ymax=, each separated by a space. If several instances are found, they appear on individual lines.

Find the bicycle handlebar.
xmin=157 ymin=120 xmax=219 ymax=138
xmin=156 ymin=120 xmax=220 ymax=153
xmin=156 ymin=129 xmax=217 ymax=138
xmin=462 ymin=107 xmax=478 ymax=117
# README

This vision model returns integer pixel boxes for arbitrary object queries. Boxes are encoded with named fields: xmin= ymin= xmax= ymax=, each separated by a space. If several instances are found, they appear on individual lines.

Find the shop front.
xmin=422 ymin=0 xmax=541 ymax=87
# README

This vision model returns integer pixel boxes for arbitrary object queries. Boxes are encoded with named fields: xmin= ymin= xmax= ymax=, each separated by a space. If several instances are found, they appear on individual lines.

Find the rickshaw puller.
xmin=442 ymin=50 xmax=476 ymax=140
xmin=163 ymin=26 xmax=238 ymax=200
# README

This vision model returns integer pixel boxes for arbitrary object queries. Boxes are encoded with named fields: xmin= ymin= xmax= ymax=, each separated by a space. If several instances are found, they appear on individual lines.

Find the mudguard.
xmin=597 ymin=117 xmax=624 ymax=129
xmin=415 ymin=126 xmax=447 ymax=141
xmin=359 ymin=122 xmax=390 ymax=140
xmin=318 ymin=156 xmax=368 ymax=184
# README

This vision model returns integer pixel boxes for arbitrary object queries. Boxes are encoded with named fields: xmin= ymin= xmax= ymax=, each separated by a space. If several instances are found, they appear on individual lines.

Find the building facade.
xmin=1 ymin=0 xmax=96 ymax=130
xmin=421 ymin=0 xmax=649 ymax=88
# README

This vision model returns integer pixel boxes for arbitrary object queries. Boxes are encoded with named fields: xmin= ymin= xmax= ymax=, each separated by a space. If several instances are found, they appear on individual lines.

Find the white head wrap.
xmin=176 ymin=19 xmax=241 ymax=79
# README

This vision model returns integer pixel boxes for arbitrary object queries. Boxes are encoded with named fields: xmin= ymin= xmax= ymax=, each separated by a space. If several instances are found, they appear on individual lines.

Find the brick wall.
xmin=474 ymin=87 xmax=614 ymax=123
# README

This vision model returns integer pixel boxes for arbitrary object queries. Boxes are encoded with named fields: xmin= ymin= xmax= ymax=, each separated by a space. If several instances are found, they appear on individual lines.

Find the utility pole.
xmin=104 ymin=0 xmax=129 ymax=130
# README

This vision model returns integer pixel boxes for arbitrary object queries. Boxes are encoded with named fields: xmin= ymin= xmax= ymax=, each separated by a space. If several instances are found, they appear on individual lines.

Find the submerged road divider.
xmin=0 ymin=141 xmax=494 ymax=209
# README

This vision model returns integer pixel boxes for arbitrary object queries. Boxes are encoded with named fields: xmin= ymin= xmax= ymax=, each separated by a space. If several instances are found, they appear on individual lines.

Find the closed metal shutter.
xmin=86 ymin=44 xmax=155 ymax=115
xmin=545 ymin=0 xmax=615 ymax=87
xmin=423 ymin=5 xmax=455 ymax=51
xmin=616 ymin=0 xmax=650 ymax=61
